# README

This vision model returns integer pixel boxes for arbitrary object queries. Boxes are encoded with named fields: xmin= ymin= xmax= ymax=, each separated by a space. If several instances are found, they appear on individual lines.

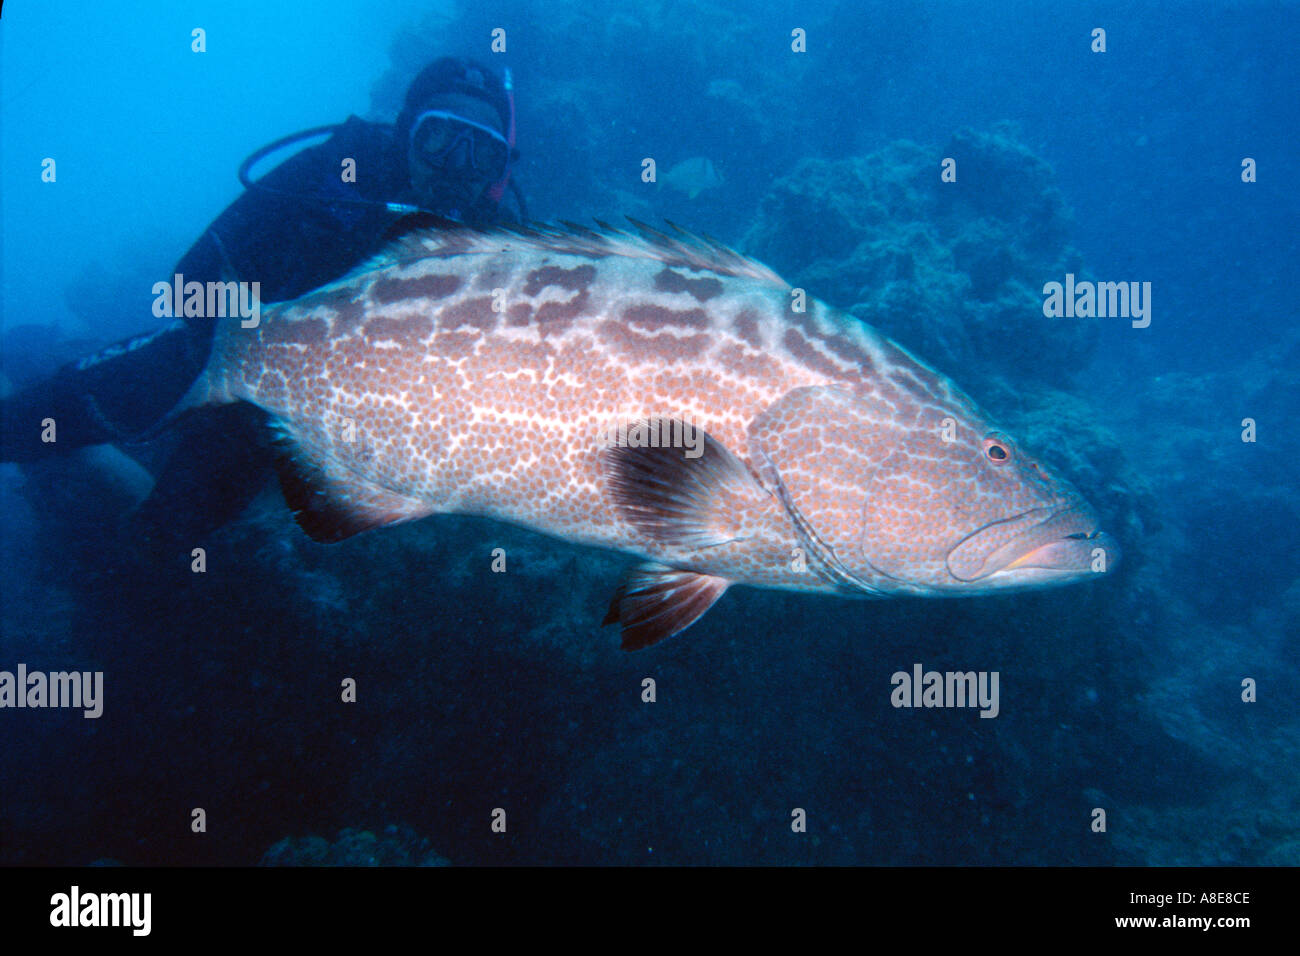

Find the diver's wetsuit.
xmin=0 ymin=115 xmax=513 ymax=463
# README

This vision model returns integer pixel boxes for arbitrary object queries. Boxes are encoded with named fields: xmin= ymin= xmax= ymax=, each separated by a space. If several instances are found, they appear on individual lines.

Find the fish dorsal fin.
xmin=342 ymin=219 xmax=788 ymax=286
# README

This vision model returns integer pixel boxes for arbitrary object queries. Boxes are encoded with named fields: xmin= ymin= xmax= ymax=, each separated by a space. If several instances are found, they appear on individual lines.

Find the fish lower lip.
xmin=947 ymin=506 xmax=1114 ymax=581
xmin=1003 ymin=540 xmax=1071 ymax=570
xmin=946 ymin=506 xmax=1062 ymax=580
xmin=1002 ymin=530 xmax=1117 ymax=572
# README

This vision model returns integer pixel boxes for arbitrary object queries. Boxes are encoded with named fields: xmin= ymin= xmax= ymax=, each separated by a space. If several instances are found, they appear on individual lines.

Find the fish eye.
xmin=983 ymin=436 xmax=1012 ymax=464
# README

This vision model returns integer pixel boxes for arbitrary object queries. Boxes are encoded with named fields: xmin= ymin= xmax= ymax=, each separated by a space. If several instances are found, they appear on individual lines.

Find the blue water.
xmin=1 ymin=0 xmax=1297 ymax=865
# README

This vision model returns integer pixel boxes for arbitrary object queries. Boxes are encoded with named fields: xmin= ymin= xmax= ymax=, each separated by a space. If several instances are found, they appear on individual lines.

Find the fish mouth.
xmin=946 ymin=505 xmax=1120 ymax=585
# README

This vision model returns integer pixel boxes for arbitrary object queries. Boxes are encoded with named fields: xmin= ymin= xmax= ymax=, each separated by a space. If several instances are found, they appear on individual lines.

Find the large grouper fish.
xmin=185 ymin=220 xmax=1119 ymax=649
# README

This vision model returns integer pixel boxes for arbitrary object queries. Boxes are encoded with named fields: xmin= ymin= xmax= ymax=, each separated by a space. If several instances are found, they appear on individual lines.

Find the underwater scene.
xmin=1 ymin=0 xmax=1296 ymax=869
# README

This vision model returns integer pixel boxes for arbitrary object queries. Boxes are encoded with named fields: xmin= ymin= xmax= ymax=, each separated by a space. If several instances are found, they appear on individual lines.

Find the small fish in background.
xmin=660 ymin=156 xmax=725 ymax=199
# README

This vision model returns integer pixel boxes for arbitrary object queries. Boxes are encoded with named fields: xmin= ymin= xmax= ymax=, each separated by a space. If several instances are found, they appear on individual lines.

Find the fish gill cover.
xmin=0 ymin=0 xmax=1296 ymax=876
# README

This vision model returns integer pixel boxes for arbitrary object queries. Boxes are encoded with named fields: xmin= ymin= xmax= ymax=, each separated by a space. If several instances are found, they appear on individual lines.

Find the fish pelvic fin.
xmin=271 ymin=424 xmax=434 ymax=543
xmin=603 ymin=563 xmax=730 ymax=651
xmin=600 ymin=418 xmax=760 ymax=648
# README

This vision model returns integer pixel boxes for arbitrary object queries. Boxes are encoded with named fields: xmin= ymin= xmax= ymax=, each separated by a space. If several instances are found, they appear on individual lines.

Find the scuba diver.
xmin=0 ymin=56 xmax=523 ymax=540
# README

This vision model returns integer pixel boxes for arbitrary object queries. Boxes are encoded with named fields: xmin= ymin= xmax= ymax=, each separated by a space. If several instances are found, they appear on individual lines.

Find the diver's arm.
xmin=175 ymin=117 xmax=406 ymax=307
xmin=0 ymin=120 xmax=404 ymax=459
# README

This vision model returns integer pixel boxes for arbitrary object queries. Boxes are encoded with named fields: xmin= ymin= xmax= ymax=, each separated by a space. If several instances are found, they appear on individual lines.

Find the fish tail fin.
xmin=128 ymin=234 xmax=255 ymax=439
xmin=132 ymin=319 xmax=240 ymax=441
xmin=172 ymin=229 xmax=258 ymax=417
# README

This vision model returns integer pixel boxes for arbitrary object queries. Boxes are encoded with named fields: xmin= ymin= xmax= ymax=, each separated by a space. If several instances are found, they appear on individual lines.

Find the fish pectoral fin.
xmin=272 ymin=427 xmax=433 ymax=543
xmin=602 ymin=417 xmax=763 ymax=550
xmin=603 ymin=563 xmax=730 ymax=651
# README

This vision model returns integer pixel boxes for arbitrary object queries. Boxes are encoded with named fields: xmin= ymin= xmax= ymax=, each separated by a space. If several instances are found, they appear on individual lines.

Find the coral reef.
xmin=742 ymin=125 xmax=1094 ymax=389
xmin=262 ymin=825 xmax=450 ymax=866
xmin=5 ymin=0 xmax=1293 ymax=863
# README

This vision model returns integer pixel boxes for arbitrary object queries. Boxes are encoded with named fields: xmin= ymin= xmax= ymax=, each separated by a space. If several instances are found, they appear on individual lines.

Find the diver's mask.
xmin=408 ymin=110 xmax=510 ymax=180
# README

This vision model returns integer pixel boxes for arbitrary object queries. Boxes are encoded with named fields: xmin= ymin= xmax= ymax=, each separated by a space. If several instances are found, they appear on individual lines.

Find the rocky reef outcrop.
xmin=261 ymin=825 xmax=450 ymax=866
xmin=743 ymin=124 xmax=1093 ymax=390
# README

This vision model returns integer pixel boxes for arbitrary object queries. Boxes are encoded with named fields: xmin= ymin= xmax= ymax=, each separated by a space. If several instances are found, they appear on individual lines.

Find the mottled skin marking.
xmin=524 ymin=264 xmax=597 ymax=297
xmin=293 ymin=285 xmax=358 ymax=314
xmin=622 ymin=303 xmax=710 ymax=330
xmin=782 ymin=327 xmax=844 ymax=380
xmin=715 ymin=342 xmax=784 ymax=382
xmin=262 ymin=315 xmax=329 ymax=346
xmin=653 ymin=267 xmax=724 ymax=302
xmin=205 ymin=224 xmax=1115 ymax=606
xmin=877 ymin=338 xmax=949 ymax=405
xmin=440 ymin=296 xmax=498 ymax=333
xmin=537 ymin=291 xmax=590 ymax=334
xmin=822 ymin=331 xmax=875 ymax=371
xmin=597 ymin=320 xmax=712 ymax=363
xmin=361 ymin=312 xmax=434 ymax=345
xmin=370 ymin=273 xmax=464 ymax=305
xmin=734 ymin=308 xmax=765 ymax=350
